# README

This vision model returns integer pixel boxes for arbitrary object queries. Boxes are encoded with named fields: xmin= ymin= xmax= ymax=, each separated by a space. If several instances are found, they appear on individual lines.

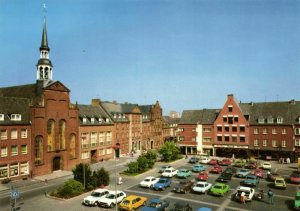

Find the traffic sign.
xmin=10 ymin=189 xmax=20 ymax=199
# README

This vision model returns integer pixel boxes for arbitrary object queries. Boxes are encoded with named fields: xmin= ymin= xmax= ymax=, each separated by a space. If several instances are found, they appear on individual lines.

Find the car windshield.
xmin=106 ymin=194 xmax=116 ymax=199
xmin=246 ymin=175 xmax=255 ymax=179
xmin=276 ymin=180 xmax=284 ymax=183
xmin=158 ymin=179 xmax=166 ymax=183
xmin=240 ymin=170 xmax=247 ymax=173
xmin=122 ymin=200 xmax=130 ymax=205
xmin=91 ymin=192 xmax=101 ymax=197
xmin=144 ymin=179 xmax=150 ymax=182
xmin=196 ymin=184 xmax=204 ymax=187
xmin=165 ymin=170 xmax=171 ymax=173
xmin=214 ymin=185 xmax=222 ymax=189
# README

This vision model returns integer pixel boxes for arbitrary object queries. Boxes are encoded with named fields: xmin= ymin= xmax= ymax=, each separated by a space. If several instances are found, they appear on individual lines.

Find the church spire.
xmin=36 ymin=16 xmax=53 ymax=83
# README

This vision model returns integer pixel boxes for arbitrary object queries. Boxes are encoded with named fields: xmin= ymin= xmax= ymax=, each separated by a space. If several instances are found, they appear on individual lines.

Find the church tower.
xmin=36 ymin=17 xmax=53 ymax=84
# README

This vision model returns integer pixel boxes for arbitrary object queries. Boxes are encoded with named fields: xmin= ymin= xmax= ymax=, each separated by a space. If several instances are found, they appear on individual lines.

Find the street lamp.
xmin=112 ymin=143 xmax=120 ymax=211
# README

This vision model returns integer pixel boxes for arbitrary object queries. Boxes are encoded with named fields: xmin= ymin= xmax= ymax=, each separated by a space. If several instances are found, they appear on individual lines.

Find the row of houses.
xmin=0 ymin=18 xmax=163 ymax=181
xmin=177 ymin=94 xmax=300 ymax=162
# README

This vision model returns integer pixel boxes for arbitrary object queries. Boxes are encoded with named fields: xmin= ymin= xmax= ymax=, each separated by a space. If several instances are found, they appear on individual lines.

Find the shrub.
xmin=52 ymin=179 xmax=84 ymax=199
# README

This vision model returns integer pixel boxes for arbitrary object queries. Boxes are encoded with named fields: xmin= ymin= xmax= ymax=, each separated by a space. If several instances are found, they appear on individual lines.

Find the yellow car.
xmin=274 ymin=177 xmax=287 ymax=189
xmin=119 ymin=195 xmax=147 ymax=211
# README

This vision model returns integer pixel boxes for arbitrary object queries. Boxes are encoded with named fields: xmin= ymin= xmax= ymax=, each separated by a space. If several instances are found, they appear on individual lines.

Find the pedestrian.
xmin=267 ymin=189 xmax=274 ymax=205
xmin=287 ymin=157 xmax=290 ymax=164
xmin=240 ymin=192 xmax=246 ymax=204
xmin=44 ymin=178 xmax=48 ymax=185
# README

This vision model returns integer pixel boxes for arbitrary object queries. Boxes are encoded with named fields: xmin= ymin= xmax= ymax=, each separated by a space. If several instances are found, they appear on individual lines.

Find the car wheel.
xmin=94 ymin=201 xmax=99 ymax=206
xmin=110 ymin=203 xmax=115 ymax=208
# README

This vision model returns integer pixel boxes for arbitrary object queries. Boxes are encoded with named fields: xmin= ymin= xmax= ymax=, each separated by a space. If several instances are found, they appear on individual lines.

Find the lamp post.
xmin=257 ymin=147 xmax=260 ymax=164
xmin=112 ymin=143 xmax=120 ymax=211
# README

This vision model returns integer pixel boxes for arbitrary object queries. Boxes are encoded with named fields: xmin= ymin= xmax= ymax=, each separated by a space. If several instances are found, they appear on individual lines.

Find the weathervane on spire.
xmin=43 ymin=3 xmax=47 ymax=14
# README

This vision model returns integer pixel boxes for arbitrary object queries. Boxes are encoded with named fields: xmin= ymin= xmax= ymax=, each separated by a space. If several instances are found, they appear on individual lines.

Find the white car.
xmin=98 ymin=190 xmax=126 ymax=208
xmin=262 ymin=162 xmax=272 ymax=170
xmin=139 ymin=176 xmax=160 ymax=188
xmin=235 ymin=186 xmax=255 ymax=201
xmin=199 ymin=157 xmax=211 ymax=164
xmin=162 ymin=167 xmax=178 ymax=178
xmin=192 ymin=181 xmax=212 ymax=194
xmin=82 ymin=188 xmax=110 ymax=206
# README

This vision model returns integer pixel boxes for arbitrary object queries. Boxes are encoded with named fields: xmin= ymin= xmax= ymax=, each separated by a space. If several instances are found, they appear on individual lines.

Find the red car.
xmin=290 ymin=172 xmax=300 ymax=183
xmin=209 ymin=165 xmax=223 ymax=174
xmin=253 ymin=168 xmax=264 ymax=178
xmin=196 ymin=171 xmax=209 ymax=181
xmin=208 ymin=158 xmax=219 ymax=165
xmin=218 ymin=158 xmax=231 ymax=166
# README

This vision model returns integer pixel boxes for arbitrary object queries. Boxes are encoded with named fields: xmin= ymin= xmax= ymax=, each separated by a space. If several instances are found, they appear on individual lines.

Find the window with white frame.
xmin=258 ymin=116 xmax=264 ymax=124
xmin=267 ymin=116 xmax=273 ymax=124
xmin=82 ymin=117 xmax=87 ymax=123
xmin=192 ymin=137 xmax=196 ymax=141
xmin=277 ymin=117 xmax=283 ymax=124
xmin=254 ymin=128 xmax=259 ymax=134
xmin=90 ymin=132 xmax=97 ymax=147
xmin=106 ymin=148 xmax=112 ymax=154
xmin=179 ymin=136 xmax=184 ymax=141
xmin=272 ymin=140 xmax=277 ymax=147
xmin=10 ymin=114 xmax=21 ymax=121
xmin=81 ymin=133 xmax=89 ymax=148
xmin=203 ymin=128 xmax=212 ymax=132
xmin=91 ymin=117 xmax=95 ymax=123
xmin=295 ymin=128 xmax=300 ymax=135
xmin=282 ymin=128 xmax=286 ymax=134
xmin=10 ymin=163 xmax=19 ymax=176
xmin=99 ymin=132 xmax=104 ymax=145
xmin=272 ymin=128 xmax=277 ymax=134
xmin=106 ymin=132 xmax=111 ymax=145
xmin=0 ymin=129 xmax=7 ymax=140
xmin=11 ymin=145 xmax=18 ymax=156
xmin=295 ymin=139 xmax=300 ymax=146
xmin=254 ymin=139 xmax=259 ymax=146
xmin=0 ymin=165 xmax=8 ymax=179
xmin=263 ymin=128 xmax=268 ymax=134
xmin=0 ymin=147 xmax=7 ymax=157
xmin=0 ymin=114 xmax=4 ymax=121
xmin=21 ymin=145 xmax=27 ymax=154
xmin=178 ymin=128 xmax=184 ymax=132
xmin=99 ymin=149 xmax=105 ymax=155
xmin=282 ymin=140 xmax=286 ymax=147
xmin=81 ymin=151 xmax=89 ymax=159
xmin=263 ymin=139 xmax=267 ymax=147
xmin=192 ymin=128 xmax=196 ymax=132
xmin=11 ymin=129 xmax=18 ymax=139
xmin=20 ymin=162 xmax=29 ymax=175
xmin=21 ymin=129 xmax=27 ymax=138
xmin=203 ymin=138 xmax=211 ymax=142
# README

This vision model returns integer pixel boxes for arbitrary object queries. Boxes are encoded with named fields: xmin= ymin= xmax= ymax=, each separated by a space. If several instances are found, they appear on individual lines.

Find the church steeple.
xmin=36 ymin=17 xmax=53 ymax=83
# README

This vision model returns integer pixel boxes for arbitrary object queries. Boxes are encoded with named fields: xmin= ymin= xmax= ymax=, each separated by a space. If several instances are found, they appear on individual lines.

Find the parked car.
xmin=208 ymin=159 xmax=219 ymax=165
xmin=253 ymin=168 xmax=264 ymax=178
xmin=140 ymin=176 xmax=160 ymax=188
xmin=162 ymin=167 xmax=178 ymax=178
xmin=170 ymin=202 xmax=192 ymax=211
xmin=295 ymin=192 xmax=300 ymax=210
xmin=192 ymin=164 xmax=206 ymax=172
xmin=242 ymin=174 xmax=260 ymax=187
xmin=245 ymin=161 xmax=258 ymax=169
xmin=262 ymin=162 xmax=272 ymax=170
xmin=173 ymin=180 xmax=194 ymax=193
xmin=153 ymin=178 xmax=171 ymax=190
xmin=235 ymin=169 xmax=251 ymax=178
xmin=159 ymin=166 xmax=171 ymax=173
xmin=216 ymin=172 xmax=233 ymax=183
xmin=267 ymin=172 xmax=281 ymax=181
xmin=209 ymin=165 xmax=222 ymax=174
xmin=199 ymin=157 xmax=211 ymax=164
xmin=290 ymin=172 xmax=300 ymax=184
xmin=209 ymin=183 xmax=230 ymax=196
xmin=196 ymin=172 xmax=209 ymax=181
xmin=98 ymin=190 xmax=126 ymax=208
xmin=141 ymin=198 xmax=170 ymax=211
xmin=223 ymin=166 xmax=237 ymax=174
xmin=82 ymin=188 xmax=110 ymax=206
xmin=235 ymin=186 xmax=255 ymax=202
xmin=192 ymin=181 xmax=212 ymax=194
xmin=189 ymin=157 xmax=199 ymax=164
xmin=274 ymin=177 xmax=287 ymax=189
xmin=1 ymin=178 xmax=11 ymax=184
xmin=119 ymin=195 xmax=148 ymax=211
xmin=176 ymin=169 xmax=192 ymax=178
xmin=218 ymin=158 xmax=231 ymax=166
xmin=233 ymin=159 xmax=246 ymax=167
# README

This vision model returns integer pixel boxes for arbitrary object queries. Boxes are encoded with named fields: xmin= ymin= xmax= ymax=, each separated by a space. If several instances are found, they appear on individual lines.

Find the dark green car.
xmin=295 ymin=192 xmax=300 ymax=210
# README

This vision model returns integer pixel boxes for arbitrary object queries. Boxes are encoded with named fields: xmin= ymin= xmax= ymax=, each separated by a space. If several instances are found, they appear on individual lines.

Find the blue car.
xmin=153 ymin=178 xmax=171 ymax=190
xmin=141 ymin=198 xmax=170 ymax=211
xmin=243 ymin=174 xmax=260 ymax=187
xmin=192 ymin=164 xmax=206 ymax=172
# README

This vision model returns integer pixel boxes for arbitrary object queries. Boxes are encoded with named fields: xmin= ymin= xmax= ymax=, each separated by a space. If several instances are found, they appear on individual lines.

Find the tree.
xmin=126 ymin=161 xmax=139 ymax=173
xmin=137 ymin=155 xmax=149 ymax=172
xmin=144 ymin=150 xmax=157 ymax=168
xmin=92 ymin=167 xmax=110 ymax=187
xmin=54 ymin=179 xmax=84 ymax=198
xmin=159 ymin=142 xmax=181 ymax=162
xmin=72 ymin=163 xmax=93 ymax=190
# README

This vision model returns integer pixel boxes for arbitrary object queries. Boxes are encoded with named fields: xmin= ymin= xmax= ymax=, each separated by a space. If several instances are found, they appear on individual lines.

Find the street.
xmin=0 ymin=158 xmax=298 ymax=211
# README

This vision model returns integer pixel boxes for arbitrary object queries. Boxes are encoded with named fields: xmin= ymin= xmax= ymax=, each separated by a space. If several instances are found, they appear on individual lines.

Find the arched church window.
xmin=34 ymin=136 xmax=43 ymax=165
xmin=39 ymin=67 xmax=43 ymax=79
xmin=69 ymin=133 xmax=76 ymax=159
xmin=59 ymin=119 xmax=66 ymax=150
xmin=47 ymin=119 xmax=55 ymax=151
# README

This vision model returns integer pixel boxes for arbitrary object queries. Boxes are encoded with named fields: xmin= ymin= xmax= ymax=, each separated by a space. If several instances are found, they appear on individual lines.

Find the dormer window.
xmin=277 ymin=117 xmax=283 ymax=124
xmin=298 ymin=117 xmax=300 ymax=123
xmin=228 ymin=105 xmax=233 ymax=112
xmin=258 ymin=116 xmax=264 ymax=124
xmin=83 ymin=117 xmax=87 ymax=123
xmin=99 ymin=118 xmax=102 ymax=123
xmin=123 ymin=114 xmax=125 ymax=118
xmin=119 ymin=114 xmax=122 ymax=118
xmin=91 ymin=117 xmax=95 ymax=123
xmin=0 ymin=114 xmax=4 ymax=121
xmin=10 ymin=114 xmax=21 ymax=121
xmin=114 ymin=114 xmax=117 ymax=118
xmin=267 ymin=116 xmax=273 ymax=124
xmin=106 ymin=118 xmax=109 ymax=123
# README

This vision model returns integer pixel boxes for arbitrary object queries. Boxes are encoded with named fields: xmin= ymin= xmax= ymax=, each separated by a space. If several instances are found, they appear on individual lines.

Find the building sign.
xmin=214 ymin=145 xmax=248 ymax=149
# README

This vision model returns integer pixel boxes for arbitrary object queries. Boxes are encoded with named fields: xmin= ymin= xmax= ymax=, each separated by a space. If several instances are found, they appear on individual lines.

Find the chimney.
xmin=91 ymin=99 xmax=101 ymax=106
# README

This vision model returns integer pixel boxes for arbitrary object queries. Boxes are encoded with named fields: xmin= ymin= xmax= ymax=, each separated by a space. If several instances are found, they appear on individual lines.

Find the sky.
xmin=0 ymin=0 xmax=300 ymax=115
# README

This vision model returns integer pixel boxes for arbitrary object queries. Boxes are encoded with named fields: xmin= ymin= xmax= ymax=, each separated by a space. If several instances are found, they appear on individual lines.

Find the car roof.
xmin=93 ymin=188 xmax=109 ymax=193
xmin=124 ymin=195 xmax=139 ymax=200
